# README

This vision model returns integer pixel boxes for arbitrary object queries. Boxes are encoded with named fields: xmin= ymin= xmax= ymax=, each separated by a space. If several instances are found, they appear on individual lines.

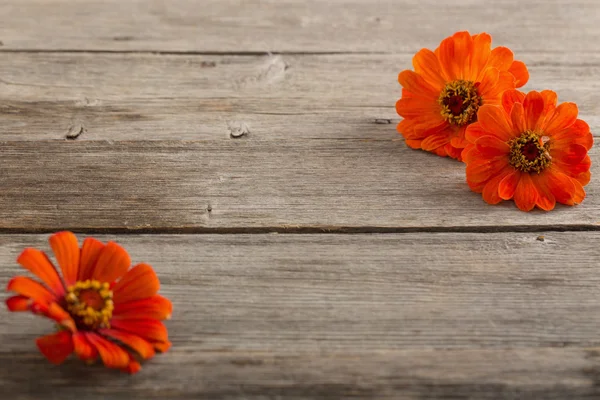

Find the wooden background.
xmin=1 ymin=1 xmax=599 ymax=398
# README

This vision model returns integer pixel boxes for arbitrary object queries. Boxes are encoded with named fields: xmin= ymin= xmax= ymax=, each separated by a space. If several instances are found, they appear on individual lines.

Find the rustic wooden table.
xmin=1 ymin=1 xmax=599 ymax=398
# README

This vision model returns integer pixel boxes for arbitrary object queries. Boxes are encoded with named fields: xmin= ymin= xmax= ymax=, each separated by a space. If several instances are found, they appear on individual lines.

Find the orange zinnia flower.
xmin=5 ymin=232 xmax=172 ymax=373
xmin=462 ymin=90 xmax=593 ymax=211
xmin=396 ymin=31 xmax=529 ymax=160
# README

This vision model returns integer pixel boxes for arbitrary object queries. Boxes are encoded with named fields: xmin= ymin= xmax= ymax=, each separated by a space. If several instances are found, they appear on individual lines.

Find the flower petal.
xmin=508 ymin=60 xmax=529 ymax=88
xmin=36 ymin=331 xmax=74 ymax=365
xmin=470 ymin=33 xmax=492 ymax=78
xmin=398 ymin=70 xmax=439 ymax=98
xmin=99 ymin=329 xmax=156 ymax=360
xmin=475 ymin=135 xmax=510 ymax=158
xmin=30 ymin=301 xmax=76 ymax=332
xmin=487 ymin=46 xmax=514 ymax=72
xmin=552 ymin=143 xmax=588 ymax=165
xmin=531 ymin=174 xmax=556 ymax=211
xmin=501 ymin=89 xmax=526 ymax=114
xmin=523 ymin=91 xmax=545 ymax=130
xmin=113 ymin=295 xmax=173 ymax=320
xmin=412 ymin=48 xmax=446 ymax=89
xmin=479 ymin=71 xmax=516 ymax=104
xmin=79 ymin=237 xmax=105 ymax=282
xmin=110 ymin=319 xmax=169 ymax=343
xmin=421 ymin=134 xmax=451 ymax=151
xmin=49 ymin=231 xmax=80 ymax=287
xmin=510 ymin=102 xmax=527 ymax=134
xmin=84 ymin=332 xmax=130 ymax=369
xmin=513 ymin=173 xmax=538 ymax=211
xmin=477 ymin=105 xmax=514 ymax=141
xmin=123 ymin=353 xmax=142 ymax=374
xmin=92 ymin=242 xmax=131 ymax=284
xmin=73 ymin=332 xmax=99 ymax=362
xmin=153 ymin=340 xmax=172 ymax=353
xmin=498 ymin=170 xmax=521 ymax=200
xmin=113 ymin=263 xmax=160 ymax=305
xmin=5 ymin=295 xmax=32 ymax=311
xmin=546 ymin=168 xmax=576 ymax=205
xmin=543 ymin=102 xmax=578 ymax=134
xmin=16 ymin=248 xmax=65 ymax=297
xmin=6 ymin=276 xmax=55 ymax=304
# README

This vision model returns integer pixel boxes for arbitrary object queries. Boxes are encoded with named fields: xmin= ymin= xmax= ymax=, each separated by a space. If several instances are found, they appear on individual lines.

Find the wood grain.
xmin=1 ymin=140 xmax=599 ymax=231
xmin=1 ymin=232 xmax=600 ymax=399
xmin=1 ymin=52 xmax=599 ymax=141
xmin=0 ymin=0 xmax=598 ymax=54
xmin=1 ymin=348 xmax=600 ymax=399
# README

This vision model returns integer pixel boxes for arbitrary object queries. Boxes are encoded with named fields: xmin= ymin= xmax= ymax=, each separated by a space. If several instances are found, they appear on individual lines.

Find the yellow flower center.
xmin=438 ymin=80 xmax=482 ymax=126
xmin=65 ymin=280 xmax=114 ymax=329
xmin=509 ymin=131 xmax=552 ymax=173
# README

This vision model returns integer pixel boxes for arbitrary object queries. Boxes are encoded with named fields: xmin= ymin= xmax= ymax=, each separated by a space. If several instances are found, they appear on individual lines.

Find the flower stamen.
xmin=65 ymin=280 xmax=113 ymax=329
xmin=509 ymin=130 xmax=551 ymax=173
xmin=438 ymin=80 xmax=482 ymax=126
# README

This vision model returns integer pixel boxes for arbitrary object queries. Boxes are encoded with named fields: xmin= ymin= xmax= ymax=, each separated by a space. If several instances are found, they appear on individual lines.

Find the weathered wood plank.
xmin=2 ymin=232 xmax=600 ymax=351
xmin=1 ymin=348 xmax=599 ymax=399
xmin=1 ymin=233 xmax=600 ymax=399
xmin=1 ymin=140 xmax=598 ymax=230
xmin=1 ymin=52 xmax=599 ymax=141
xmin=0 ymin=0 xmax=598 ymax=54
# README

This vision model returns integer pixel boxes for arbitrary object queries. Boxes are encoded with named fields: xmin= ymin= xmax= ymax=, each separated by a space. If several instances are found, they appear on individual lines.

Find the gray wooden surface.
xmin=1 ymin=1 xmax=599 ymax=399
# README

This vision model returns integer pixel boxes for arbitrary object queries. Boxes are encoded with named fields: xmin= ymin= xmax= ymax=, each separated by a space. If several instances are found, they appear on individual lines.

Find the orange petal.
xmin=6 ymin=295 xmax=31 ymax=311
xmin=508 ymin=60 xmax=529 ymax=88
xmin=436 ymin=34 xmax=458 ymax=80
xmin=479 ymin=70 xmax=517 ymax=103
xmin=412 ymin=48 xmax=446 ymax=90
xmin=30 ymin=301 xmax=76 ymax=332
xmin=99 ymin=329 xmax=156 ymax=359
xmin=421 ymin=134 xmax=451 ymax=151
xmin=531 ymin=174 xmax=556 ymax=211
xmin=513 ymin=173 xmax=538 ymax=211
xmin=571 ymin=178 xmax=586 ymax=205
xmin=552 ymin=143 xmax=588 ymax=165
xmin=36 ymin=331 xmax=74 ymax=365
xmin=112 ymin=263 xmax=160 ymax=305
xmin=49 ymin=231 xmax=80 ymax=287
xmin=543 ymin=102 xmax=578 ymax=134
xmin=6 ymin=276 xmax=55 ymax=304
xmin=450 ymin=31 xmax=474 ymax=80
xmin=475 ymin=135 xmax=510 ymax=158
xmin=396 ymin=97 xmax=440 ymax=118
xmin=398 ymin=70 xmax=439 ymax=99
xmin=470 ymin=33 xmax=492 ymax=78
xmin=73 ymin=332 xmax=99 ymax=362
xmin=110 ymin=319 xmax=169 ymax=343
xmin=17 ymin=248 xmax=65 ymax=297
xmin=510 ymin=103 xmax=527 ymax=134
xmin=540 ymin=90 xmax=558 ymax=113
xmin=498 ymin=170 xmax=520 ymax=200
xmin=113 ymin=295 xmax=173 ymax=320
xmin=92 ymin=242 xmax=131 ymax=284
xmin=153 ymin=340 xmax=172 ymax=353
xmin=523 ymin=91 xmax=545 ymax=130
xmin=481 ymin=169 xmax=511 ymax=205
xmin=79 ymin=237 xmax=105 ymax=281
xmin=477 ymin=105 xmax=513 ymax=141
xmin=546 ymin=168 xmax=576 ymax=205
xmin=487 ymin=47 xmax=514 ymax=72
xmin=501 ymin=89 xmax=526 ymax=114
xmin=123 ymin=353 xmax=142 ymax=374
xmin=84 ymin=332 xmax=130 ymax=369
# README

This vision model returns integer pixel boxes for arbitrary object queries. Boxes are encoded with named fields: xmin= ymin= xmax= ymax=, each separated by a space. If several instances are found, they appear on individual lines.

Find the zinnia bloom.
xmin=462 ymin=89 xmax=593 ymax=211
xmin=396 ymin=31 xmax=529 ymax=160
xmin=5 ymin=232 xmax=172 ymax=373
